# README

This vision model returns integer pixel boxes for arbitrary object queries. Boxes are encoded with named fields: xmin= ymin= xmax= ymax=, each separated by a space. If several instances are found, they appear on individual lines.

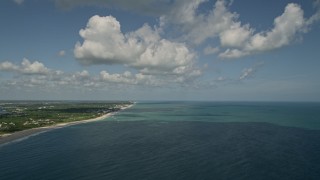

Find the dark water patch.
xmin=0 ymin=121 xmax=320 ymax=180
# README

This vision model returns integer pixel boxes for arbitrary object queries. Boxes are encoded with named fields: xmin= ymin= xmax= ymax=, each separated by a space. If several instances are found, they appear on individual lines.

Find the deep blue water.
xmin=1 ymin=102 xmax=320 ymax=179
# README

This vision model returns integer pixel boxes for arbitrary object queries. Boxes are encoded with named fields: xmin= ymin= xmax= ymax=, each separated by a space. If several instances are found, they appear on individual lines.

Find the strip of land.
xmin=0 ymin=102 xmax=134 ymax=146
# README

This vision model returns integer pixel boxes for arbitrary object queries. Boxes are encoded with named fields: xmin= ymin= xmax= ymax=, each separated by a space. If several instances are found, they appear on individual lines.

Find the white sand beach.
xmin=0 ymin=104 xmax=134 ymax=145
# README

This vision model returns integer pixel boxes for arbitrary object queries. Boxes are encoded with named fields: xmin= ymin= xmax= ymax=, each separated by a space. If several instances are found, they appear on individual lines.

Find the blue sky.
xmin=0 ymin=0 xmax=319 ymax=101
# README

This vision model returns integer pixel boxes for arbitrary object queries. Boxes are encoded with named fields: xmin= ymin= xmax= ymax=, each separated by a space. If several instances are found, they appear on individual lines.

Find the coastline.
xmin=0 ymin=104 xmax=134 ymax=146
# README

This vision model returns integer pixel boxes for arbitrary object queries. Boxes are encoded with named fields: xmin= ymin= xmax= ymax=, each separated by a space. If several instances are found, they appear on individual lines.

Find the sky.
xmin=0 ymin=0 xmax=320 ymax=101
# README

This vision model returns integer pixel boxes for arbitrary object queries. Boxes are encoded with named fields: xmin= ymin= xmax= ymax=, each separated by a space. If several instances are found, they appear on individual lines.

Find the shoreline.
xmin=0 ymin=104 xmax=134 ymax=146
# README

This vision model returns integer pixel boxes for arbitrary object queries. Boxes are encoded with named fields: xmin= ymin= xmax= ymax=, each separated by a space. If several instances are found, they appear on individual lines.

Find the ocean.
xmin=0 ymin=102 xmax=320 ymax=179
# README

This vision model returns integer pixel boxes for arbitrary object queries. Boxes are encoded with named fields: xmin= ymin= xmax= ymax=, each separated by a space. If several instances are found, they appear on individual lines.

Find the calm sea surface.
xmin=1 ymin=102 xmax=320 ymax=179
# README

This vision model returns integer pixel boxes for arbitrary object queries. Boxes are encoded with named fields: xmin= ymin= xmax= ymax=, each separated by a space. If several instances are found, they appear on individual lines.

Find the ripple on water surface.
xmin=0 ymin=121 xmax=320 ymax=180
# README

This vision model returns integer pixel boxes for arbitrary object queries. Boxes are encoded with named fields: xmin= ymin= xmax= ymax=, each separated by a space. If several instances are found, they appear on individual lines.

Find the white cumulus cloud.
xmin=58 ymin=50 xmax=66 ymax=57
xmin=0 ymin=58 xmax=50 ymax=75
xmin=57 ymin=0 xmax=320 ymax=61
xmin=74 ymin=15 xmax=199 ymax=78
xmin=219 ymin=3 xmax=317 ymax=58
xmin=219 ymin=49 xmax=249 ymax=59
xmin=159 ymin=0 xmax=320 ymax=59
xmin=99 ymin=70 xmax=161 ymax=86
xmin=0 ymin=61 xmax=19 ymax=71
xmin=13 ymin=0 xmax=24 ymax=5
xmin=248 ymin=4 xmax=305 ymax=51
xmin=219 ymin=23 xmax=253 ymax=48
xmin=239 ymin=62 xmax=264 ymax=80
xmin=160 ymin=0 xmax=237 ymax=45
xmin=239 ymin=68 xmax=254 ymax=80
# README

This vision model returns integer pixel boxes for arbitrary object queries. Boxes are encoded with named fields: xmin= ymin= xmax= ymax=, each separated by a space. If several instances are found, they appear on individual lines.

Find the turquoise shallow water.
xmin=0 ymin=102 xmax=320 ymax=179
xmin=113 ymin=102 xmax=320 ymax=129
